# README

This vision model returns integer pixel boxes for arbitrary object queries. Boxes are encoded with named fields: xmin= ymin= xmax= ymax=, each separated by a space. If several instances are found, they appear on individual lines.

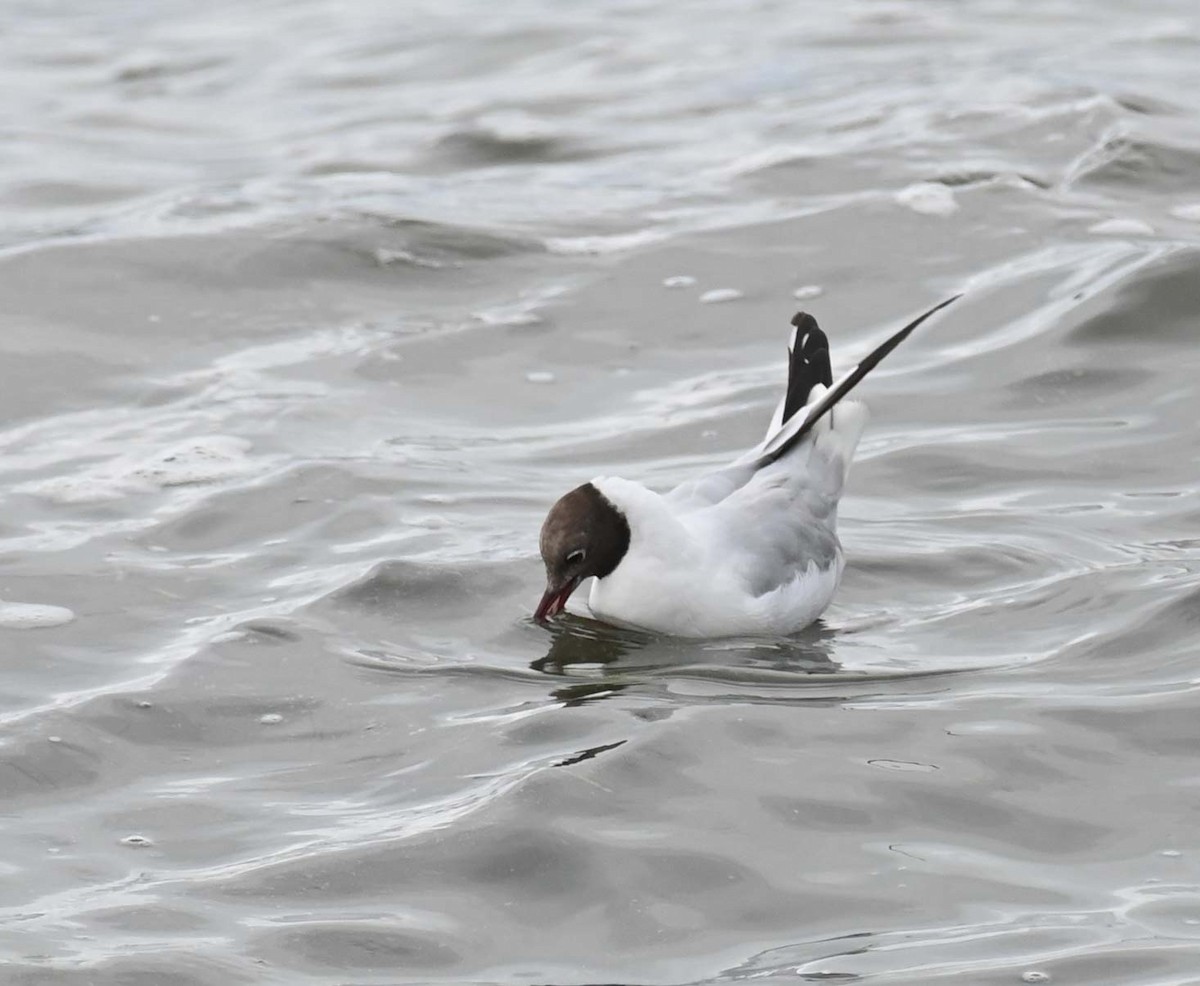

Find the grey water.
xmin=3 ymin=1 xmax=1200 ymax=983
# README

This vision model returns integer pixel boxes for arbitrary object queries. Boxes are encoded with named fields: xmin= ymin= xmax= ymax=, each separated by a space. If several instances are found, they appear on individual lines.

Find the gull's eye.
xmin=565 ymin=548 xmax=586 ymax=565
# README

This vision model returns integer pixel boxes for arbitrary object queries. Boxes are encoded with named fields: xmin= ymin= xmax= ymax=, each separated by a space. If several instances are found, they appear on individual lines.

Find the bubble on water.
xmin=793 ymin=284 xmax=823 ymax=300
xmin=947 ymin=718 xmax=1040 ymax=736
xmin=121 ymin=835 xmax=154 ymax=848
xmin=1021 ymin=972 xmax=1050 ymax=984
xmin=0 ymin=601 xmax=76 ymax=630
xmin=136 ymin=701 xmax=153 ymax=709
xmin=525 ymin=370 xmax=556 ymax=384
xmin=699 ymin=288 xmax=743 ymax=304
xmin=1089 ymin=217 xmax=1154 ymax=236
xmin=895 ymin=181 xmax=958 ymax=216
xmin=663 ymin=275 xmax=697 ymax=288
xmin=259 ymin=713 xmax=284 ymax=725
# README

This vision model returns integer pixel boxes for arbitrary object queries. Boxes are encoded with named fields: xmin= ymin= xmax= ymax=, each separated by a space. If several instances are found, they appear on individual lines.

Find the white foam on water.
xmin=1088 ymin=217 xmax=1154 ymax=236
xmin=20 ymin=435 xmax=256 ymax=504
xmin=133 ymin=435 xmax=255 ymax=488
xmin=473 ymin=282 xmax=571 ymax=327
xmin=894 ymin=182 xmax=959 ymax=216
xmin=474 ymin=108 xmax=560 ymax=143
xmin=525 ymin=370 xmax=556 ymax=384
xmin=0 ymin=601 xmax=76 ymax=629
xmin=1138 ymin=17 xmax=1195 ymax=41
xmin=543 ymin=229 xmax=665 ymax=255
xmin=663 ymin=275 xmax=696 ymax=288
xmin=793 ymin=284 xmax=823 ymax=300
xmin=475 ymin=305 xmax=542 ymax=327
xmin=374 ymin=247 xmax=446 ymax=268
xmin=1170 ymin=202 xmax=1200 ymax=222
xmin=698 ymin=287 xmax=743 ymax=304
xmin=718 ymin=143 xmax=819 ymax=179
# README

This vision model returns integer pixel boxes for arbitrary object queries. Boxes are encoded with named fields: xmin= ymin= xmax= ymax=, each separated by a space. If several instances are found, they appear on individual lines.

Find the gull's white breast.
xmin=584 ymin=475 xmax=846 ymax=637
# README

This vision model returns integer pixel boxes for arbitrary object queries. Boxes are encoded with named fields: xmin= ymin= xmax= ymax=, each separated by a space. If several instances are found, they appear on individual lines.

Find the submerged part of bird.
xmin=535 ymin=296 xmax=960 ymax=638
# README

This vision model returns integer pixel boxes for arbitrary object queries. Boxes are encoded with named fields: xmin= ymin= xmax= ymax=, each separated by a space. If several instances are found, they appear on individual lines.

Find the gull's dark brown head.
xmin=535 ymin=482 xmax=630 ymax=622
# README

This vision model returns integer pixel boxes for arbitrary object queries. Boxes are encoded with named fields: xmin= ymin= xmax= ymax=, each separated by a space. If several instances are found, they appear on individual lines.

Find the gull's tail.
xmin=783 ymin=313 xmax=833 ymax=422
xmin=764 ymin=313 xmax=832 ymax=437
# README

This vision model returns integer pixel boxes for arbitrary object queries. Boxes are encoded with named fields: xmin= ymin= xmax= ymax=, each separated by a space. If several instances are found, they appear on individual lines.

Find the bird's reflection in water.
xmin=531 ymin=611 xmax=838 ymax=688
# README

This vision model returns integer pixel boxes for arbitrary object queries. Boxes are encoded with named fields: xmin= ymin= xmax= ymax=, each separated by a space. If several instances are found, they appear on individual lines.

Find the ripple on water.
xmin=4 ymin=3 xmax=1200 ymax=984
xmin=419 ymin=125 xmax=604 ymax=171
xmin=1066 ymin=248 xmax=1200 ymax=345
xmin=1006 ymin=365 xmax=1152 ymax=406
xmin=253 ymin=924 xmax=461 ymax=973
xmin=323 ymin=558 xmax=519 ymax=618
xmin=1071 ymin=132 xmax=1200 ymax=195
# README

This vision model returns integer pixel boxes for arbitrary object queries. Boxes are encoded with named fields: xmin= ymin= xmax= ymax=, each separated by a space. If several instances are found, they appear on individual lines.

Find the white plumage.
xmin=586 ymin=390 xmax=867 ymax=637
xmin=535 ymin=298 xmax=958 ymax=638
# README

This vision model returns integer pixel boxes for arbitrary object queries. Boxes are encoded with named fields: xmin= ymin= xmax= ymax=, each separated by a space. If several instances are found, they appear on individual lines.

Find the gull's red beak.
xmin=535 ymin=577 xmax=581 ymax=623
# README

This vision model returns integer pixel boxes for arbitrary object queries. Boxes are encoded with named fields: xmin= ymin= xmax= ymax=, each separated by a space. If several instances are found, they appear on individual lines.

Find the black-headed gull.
xmin=536 ymin=297 xmax=958 ymax=637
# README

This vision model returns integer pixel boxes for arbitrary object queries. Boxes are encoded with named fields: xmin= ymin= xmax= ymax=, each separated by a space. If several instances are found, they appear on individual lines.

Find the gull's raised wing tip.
xmin=758 ymin=293 xmax=961 ymax=467
xmin=852 ymin=291 xmax=962 ymax=378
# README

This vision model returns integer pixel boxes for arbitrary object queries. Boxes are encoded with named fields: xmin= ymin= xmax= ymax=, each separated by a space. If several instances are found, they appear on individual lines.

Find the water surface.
xmin=3 ymin=1 xmax=1200 ymax=983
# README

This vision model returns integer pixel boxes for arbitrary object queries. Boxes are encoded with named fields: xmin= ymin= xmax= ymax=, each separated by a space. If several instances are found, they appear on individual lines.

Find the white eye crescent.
xmin=565 ymin=549 xmax=586 ymax=564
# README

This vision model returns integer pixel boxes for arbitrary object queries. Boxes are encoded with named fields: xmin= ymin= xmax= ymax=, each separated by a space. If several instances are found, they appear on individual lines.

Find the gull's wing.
xmin=701 ymin=464 xmax=844 ymax=595
xmin=666 ymin=296 xmax=958 ymax=511
xmin=755 ymin=295 xmax=959 ymax=468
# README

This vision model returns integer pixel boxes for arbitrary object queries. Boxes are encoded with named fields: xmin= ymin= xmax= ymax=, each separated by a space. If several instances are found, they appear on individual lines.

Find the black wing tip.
xmin=930 ymin=292 xmax=963 ymax=313
xmin=917 ymin=293 xmax=963 ymax=323
xmin=898 ymin=291 xmax=962 ymax=336
xmin=863 ymin=292 xmax=963 ymax=364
